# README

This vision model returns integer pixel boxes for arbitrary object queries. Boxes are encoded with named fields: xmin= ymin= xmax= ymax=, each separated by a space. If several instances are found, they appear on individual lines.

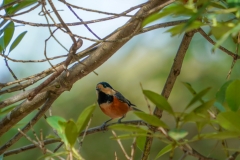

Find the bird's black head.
xmin=96 ymin=82 xmax=113 ymax=89
xmin=96 ymin=82 xmax=114 ymax=95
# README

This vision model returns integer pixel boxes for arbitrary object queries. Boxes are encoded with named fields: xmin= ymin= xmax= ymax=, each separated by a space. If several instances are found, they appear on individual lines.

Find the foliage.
xmin=1 ymin=0 xmax=240 ymax=160
xmin=109 ymin=80 xmax=240 ymax=159
xmin=143 ymin=0 xmax=240 ymax=50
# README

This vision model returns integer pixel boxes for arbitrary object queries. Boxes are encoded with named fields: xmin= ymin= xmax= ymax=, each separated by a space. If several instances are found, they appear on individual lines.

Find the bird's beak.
xmin=96 ymin=88 xmax=100 ymax=91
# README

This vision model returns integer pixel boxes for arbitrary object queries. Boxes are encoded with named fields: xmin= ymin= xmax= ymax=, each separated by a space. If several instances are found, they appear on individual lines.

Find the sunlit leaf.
xmin=9 ymin=31 xmax=27 ymax=53
xmin=167 ymin=21 xmax=204 ymax=36
xmin=109 ymin=124 xmax=151 ymax=133
xmin=76 ymin=104 xmax=96 ymax=133
xmin=211 ymin=24 xmax=233 ymax=40
xmin=182 ymin=1 xmax=210 ymax=33
xmin=143 ymin=90 xmax=174 ymax=115
xmin=65 ymin=120 xmax=78 ymax=147
xmin=226 ymin=80 xmax=240 ymax=111
xmin=3 ymin=21 xmax=14 ymax=48
xmin=168 ymin=129 xmax=188 ymax=141
xmin=186 ymin=87 xmax=211 ymax=109
xmin=134 ymin=111 xmax=168 ymax=128
xmin=216 ymin=80 xmax=233 ymax=104
xmin=217 ymin=111 xmax=240 ymax=132
xmin=214 ymin=23 xmax=240 ymax=50
xmin=142 ymin=3 xmax=194 ymax=27
xmin=46 ymin=116 xmax=67 ymax=133
xmin=155 ymin=144 xmax=173 ymax=159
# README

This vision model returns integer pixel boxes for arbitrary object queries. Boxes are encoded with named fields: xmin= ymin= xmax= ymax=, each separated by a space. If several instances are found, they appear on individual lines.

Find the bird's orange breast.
xmin=100 ymin=96 xmax=130 ymax=119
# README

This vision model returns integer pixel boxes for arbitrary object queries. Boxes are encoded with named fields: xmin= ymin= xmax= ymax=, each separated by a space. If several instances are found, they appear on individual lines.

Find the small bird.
xmin=96 ymin=82 xmax=142 ymax=127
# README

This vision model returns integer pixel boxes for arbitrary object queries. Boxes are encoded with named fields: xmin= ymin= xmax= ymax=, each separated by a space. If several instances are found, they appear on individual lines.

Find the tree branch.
xmin=141 ymin=31 xmax=196 ymax=160
xmin=3 ymin=120 xmax=146 ymax=157
xmin=0 ymin=92 xmax=60 ymax=155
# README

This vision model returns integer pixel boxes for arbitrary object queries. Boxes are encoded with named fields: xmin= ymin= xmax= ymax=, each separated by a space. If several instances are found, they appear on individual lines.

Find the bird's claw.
xmin=101 ymin=123 xmax=107 ymax=130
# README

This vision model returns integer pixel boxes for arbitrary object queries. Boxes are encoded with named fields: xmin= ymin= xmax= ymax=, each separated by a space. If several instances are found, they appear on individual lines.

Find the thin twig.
xmin=59 ymin=0 xmax=134 ymax=17
xmin=112 ymin=130 xmax=130 ymax=160
xmin=130 ymin=137 xmax=137 ymax=160
xmin=198 ymin=28 xmax=239 ymax=59
xmin=66 ymin=4 xmax=101 ymax=40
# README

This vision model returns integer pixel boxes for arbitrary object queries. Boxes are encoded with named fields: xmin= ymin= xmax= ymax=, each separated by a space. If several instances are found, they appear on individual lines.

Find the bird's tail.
xmin=131 ymin=107 xmax=143 ymax=112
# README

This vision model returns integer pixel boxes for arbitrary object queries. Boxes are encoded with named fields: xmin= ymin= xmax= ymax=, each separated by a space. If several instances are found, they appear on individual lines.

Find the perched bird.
xmin=96 ymin=82 xmax=142 ymax=127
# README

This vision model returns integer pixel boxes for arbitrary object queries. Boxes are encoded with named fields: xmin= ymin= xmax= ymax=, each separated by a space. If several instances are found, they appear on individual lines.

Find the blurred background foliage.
xmin=1 ymin=0 xmax=240 ymax=159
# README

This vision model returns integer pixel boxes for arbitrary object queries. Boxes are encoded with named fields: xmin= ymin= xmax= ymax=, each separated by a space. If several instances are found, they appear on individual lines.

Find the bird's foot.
xmin=100 ymin=122 xmax=107 ymax=130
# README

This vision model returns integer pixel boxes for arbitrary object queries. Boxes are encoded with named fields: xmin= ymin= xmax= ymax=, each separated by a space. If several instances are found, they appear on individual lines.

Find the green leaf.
xmin=168 ymin=129 xmax=188 ymax=141
xmin=134 ymin=111 xmax=168 ymax=128
xmin=57 ymin=121 xmax=68 ymax=146
xmin=193 ymin=99 xmax=215 ymax=113
xmin=0 ymin=105 xmax=16 ymax=116
xmin=143 ymin=90 xmax=174 ymax=115
xmin=227 ymin=0 xmax=240 ymax=7
xmin=214 ymin=23 xmax=240 ymax=50
xmin=3 ymin=21 xmax=14 ymax=48
xmin=155 ymin=144 xmax=173 ymax=159
xmin=0 ymin=36 xmax=5 ymax=52
xmin=217 ymin=111 xmax=240 ymax=132
xmin=109 ymin=124 xmax=151 ymax=133
xmin=167 ymin=21 xmax=204 ymax=36
xmin=216 ymin=80 xmax=233 ymax=104
xmin=200 ymin=131 xmax=240 ymax=140
xmin=136 ymin=136 xmax=146 ymax=152
xmin=181 ymin=1 xmax=210 ymax=33
xmin=186 ymin=87 xmax=211 ymax=109
xmin=76 ymin=104 xmax=96 ymax=133
xmin=46 ymin=116 xmax=67 ymax=133
xmin=183 ymin=112 xmax=210 ymax=123
xmin=214 ymin=102 xmax=225 ymax=112
xmin=0 ymin=154 xmax=3 ymax=160
xmin=9 ymin=31 xmax=27 ymax=53
xmin=5 ymin=0 xmax=38 ymax=14
xmin=209 ymin=1 xmax=227 ymax=9
xmin=226 ymin=80 xmax=240 ymax=111
xmin=182 ymin=82 xmax=197 ymax=95
xmin=65 ymin=120 xmax=78 ymax=147
xmin=211 ymin=24 xmax=233 ymax=40
xmin=142 ymin=4 xmax=194 ymax=27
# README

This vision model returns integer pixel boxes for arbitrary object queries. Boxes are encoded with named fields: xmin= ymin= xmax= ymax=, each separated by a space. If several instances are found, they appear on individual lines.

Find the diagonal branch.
xmin=0 ymin=0 xmax=172 ymax=151
xmin=141 ymin=30 xmax=196 ymax=160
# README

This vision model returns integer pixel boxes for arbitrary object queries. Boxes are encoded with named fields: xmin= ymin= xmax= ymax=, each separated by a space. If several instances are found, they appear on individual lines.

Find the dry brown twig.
xmin=112 ymin=130 xmax=131 ymax=160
